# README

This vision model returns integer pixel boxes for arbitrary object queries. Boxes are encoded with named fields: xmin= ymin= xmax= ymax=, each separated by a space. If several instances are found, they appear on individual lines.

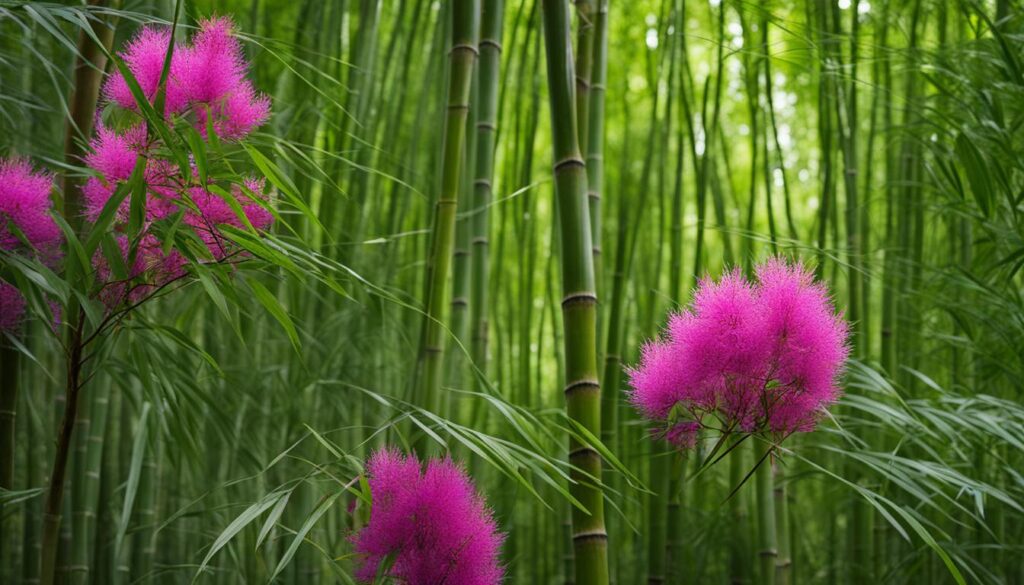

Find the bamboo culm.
xmin=541 ymin=1 xmax=609 ymax=582
xmin=412 ymin=0 xmax=480 ymax=450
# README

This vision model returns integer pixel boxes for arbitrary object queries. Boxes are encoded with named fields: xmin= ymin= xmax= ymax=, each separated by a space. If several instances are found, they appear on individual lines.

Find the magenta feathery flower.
xmin=751 ymin=259 xmax=849 ymax=432
xmin=0 ymin=159 xmax=61 ymax=256
xmin=183 ymin=18 xmax=270 ymax=139
xmin=627 ymin=258 xmax=848 ymax=447
xmin=82 ymin=17 xmax=274 ymax=309
xmin=353 ymin=449 xmax=505 ymax=585
xmin=0 ymin=158 xmax=61 ymax=331
xmin=102 ymin=17 xmax=269 ymax=140
xmin=103 ymin=26 xmax=189 ymax=115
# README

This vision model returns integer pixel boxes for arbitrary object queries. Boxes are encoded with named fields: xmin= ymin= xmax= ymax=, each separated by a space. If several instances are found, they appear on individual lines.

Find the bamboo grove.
xmin=0 ymin=0 xmax=1023 ymax=583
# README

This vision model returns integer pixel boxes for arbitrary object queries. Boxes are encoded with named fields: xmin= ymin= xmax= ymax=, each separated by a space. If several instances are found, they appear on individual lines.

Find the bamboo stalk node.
xmin=448 ymin=43 xmax=480 ymax=56
xmin=568 ymin=446 xmax=601 ymax=459
xmin=553 ymin=156 xmax=585 ymax=172
xmin=561 ymin=291 xmax=597 ymax=306
xmin=563 ymin=378 xmax=600 ymax=395
xmin=475 ymin=122 xmax=497 ymax=132
xmin=572 ymin=530 xmax=608 ymax=543
xmin=479 ymin=39 xmax=503 ymax=52
xmin=471 ymin=236 xmax=489 ymax=245
xmin=451 ymin=297 xmax=469 ymax=307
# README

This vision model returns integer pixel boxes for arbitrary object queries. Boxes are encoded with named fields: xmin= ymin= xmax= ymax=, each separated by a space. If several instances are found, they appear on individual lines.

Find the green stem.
xmin=541 ymin=1 xmax=608 ymax=583
xmin=0 ymin=342 xmax=19 ymax=580
xmin=773 ymin=462 xmax=792 ymax=585
xmin=39 ymin=315 xmax=84 ymax=585
xmin=755 ymin=443 xmax=777 ymax=585
xmin=470 ymin=0 xmax=505 ymax=377
xmin=412 ymin=0 xmax=480 ymax=449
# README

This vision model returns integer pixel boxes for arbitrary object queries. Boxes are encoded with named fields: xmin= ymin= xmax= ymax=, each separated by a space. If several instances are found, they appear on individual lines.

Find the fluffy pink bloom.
xmin=82 ymin=122 xmax=149 ymax=222
xmin=0 ymin=159 xmax=61 ymax=330
xmin=751 ymin=259 xmax=849 ymax=432
xmin=181 ymin=18 xmax=270 ymax=139
xmin=628 ymin=270 xmax=765 ymax=424
xmin=179 ymin=17 xmax=245 ymax=103
xmin=196 ymin=81 xmax=271 ymax=140
xmin=0 ymin=159 xmax=60 ymax=256
xmin=353 ymin=449 xmax=505 ymax=585
xmin=627 ymin=259 xmax=848 ymax=447
xmin=84 ymin=17 xmax=273 ymax=310
xmin=103 ymin=17 xmax=269 ymax=140
xmin=103 ymin=27 xmax=188 ymax=114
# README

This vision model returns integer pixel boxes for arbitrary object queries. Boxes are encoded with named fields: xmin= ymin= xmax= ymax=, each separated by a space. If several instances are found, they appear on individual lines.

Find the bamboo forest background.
xmin=2 ymin=0 xmax=1024 ymax=583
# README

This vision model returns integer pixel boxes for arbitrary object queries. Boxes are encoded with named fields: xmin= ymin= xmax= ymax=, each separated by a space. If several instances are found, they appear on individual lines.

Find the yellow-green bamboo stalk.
xmin=470 ymin=0 xmax=504 ymax=373
xmin=541 ymin=1 xmax=608 ymax=582
xmin=412 ymin=0 xmax=480 ymax=446
xmin=755 ymin=443 xmax=777 ymax=585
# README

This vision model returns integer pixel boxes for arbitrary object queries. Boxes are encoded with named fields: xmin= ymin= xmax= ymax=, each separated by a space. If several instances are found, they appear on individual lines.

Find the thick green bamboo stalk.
xmin=665 ymin=452 xmax=687 ymax=584
xmin=39 ymin=317 xmax=84 ymax=585
xmin=22 ymin=368 xmax=43 ymax=585
xmin=412 ymin=0 xmax=479 ymax=446
xmin=450 ymin=63 xmax=479 ymax=398
xmin=878 ymin=0 xmax=896 ymax=378
xmin=131 ymin=426 xmax=159 ymax=582
xmin=830 ymin=0 xmax=863 ymax=357
xmin=586 ymin=0 xmax=607 ymax=300
xmin=773 ymin=462 xmax=792 ymax=585
xmin=740 ymin=6 xmax=762 ymax=265
xmin=812 ymin=0 xmax=836 ymax=279
xmin=469 ymin=0 xmax=504 ymax=376
xmin=574 ymin=0 xmax=596 ymax=165
xmin=0 ymin=343 xmax=18 ymax=581
xmin=66 ymin=383 xmax=92 ymax=585
xmin=692 ymin=1 xmax=724 ymax=281
xmin=647 ymin=446 xmax=669 ymax=585
xmin=92 ymin=385 xmax=121 ymax=585
xmin=67 ymin=377 xmax=111 ymax=585
xmin=540 ymin=2 xmax=608 ymax=583
xmin=761 ymin=15 xmax=798 ymax=242
xmin=729 ymin=441 xmax=753 ymax=585
xmin=755 ymin=443 xmax=777 ymax=585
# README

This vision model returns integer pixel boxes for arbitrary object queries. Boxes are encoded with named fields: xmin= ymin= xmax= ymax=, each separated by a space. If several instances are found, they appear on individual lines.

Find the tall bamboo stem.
xmin=469 ymin=0 xmax=504 ymax=378
xmin=541 ymin=1 xmax=608 ymax=582
xmin=755 ymin=443 xmax=777 ymax=585
xmin=412 ymin=0 xmax=480 ymax=446
xmin=586 ymin=0 xmax=608 ymax=306
xmin=0 ymin=343 xmax=19 ymax=579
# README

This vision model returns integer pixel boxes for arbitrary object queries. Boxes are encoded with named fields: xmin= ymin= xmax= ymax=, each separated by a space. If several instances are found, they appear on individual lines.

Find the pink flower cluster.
xmin=84 ymin=17 xmax=273 ymax=307
xmin=353 ymin=449 xmax=505 ymax=585
xmin=0 ymin=159 xmax=61 ymax=330
xmin=103 ymin=17 xmax=270 ymax=139
xmin=628 ymin=259 xmax=849 ymax=448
